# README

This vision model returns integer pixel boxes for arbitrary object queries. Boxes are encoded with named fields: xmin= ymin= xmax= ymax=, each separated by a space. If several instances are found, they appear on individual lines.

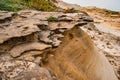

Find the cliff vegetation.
xmin=0 ymin=0 xmax=57 ymax=11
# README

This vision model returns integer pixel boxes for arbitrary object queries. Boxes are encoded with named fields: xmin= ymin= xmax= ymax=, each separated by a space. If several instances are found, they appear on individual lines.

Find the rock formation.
xmin=0 ymin=10 xmax=118 ymax=80
xmin=81 ymin=22 xmax=120 ymax=80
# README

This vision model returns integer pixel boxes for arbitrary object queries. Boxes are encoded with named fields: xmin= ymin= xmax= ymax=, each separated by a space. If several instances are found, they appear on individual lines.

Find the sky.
xmin=63 ymin=0 xmax=120 ymax=11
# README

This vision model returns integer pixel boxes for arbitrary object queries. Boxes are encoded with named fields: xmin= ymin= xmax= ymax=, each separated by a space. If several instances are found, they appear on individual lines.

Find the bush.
xmin=47 ymin=16 xmax=58 ymax=22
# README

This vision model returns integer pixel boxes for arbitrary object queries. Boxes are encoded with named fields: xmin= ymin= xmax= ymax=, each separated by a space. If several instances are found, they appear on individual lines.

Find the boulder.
xmin=45 ymin=27 xmax=118 ymax=80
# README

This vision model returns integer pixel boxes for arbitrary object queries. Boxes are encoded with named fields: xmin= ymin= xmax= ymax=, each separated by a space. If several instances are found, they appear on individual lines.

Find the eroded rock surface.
xmin=45 ymin=27 xmax=118 ymax=80
xmin=81 ymin=23 xmax=120 ymax=79
xmin=0 ymin=10 xmax=118 ymax=80
xmin=0 ymin=60 xmax=53 ymax=80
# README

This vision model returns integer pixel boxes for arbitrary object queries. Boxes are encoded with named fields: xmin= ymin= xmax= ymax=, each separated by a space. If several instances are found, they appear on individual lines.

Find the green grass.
xmin=0 ymin=0 xmax=57 ymax=12
xmin=0 ymin=0 xmax=26 ymax=12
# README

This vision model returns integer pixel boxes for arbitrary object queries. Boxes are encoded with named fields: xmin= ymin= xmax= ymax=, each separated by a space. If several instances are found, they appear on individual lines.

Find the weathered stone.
xmin=75 ymin=22 xmax=88 ymax=27
xmin=49 ymin=22 xmax=60 ymax=30
xmin=0 ymin=11 xmax=15 ymax=21
xmin=10 ymin=69 xmax=53 ymax=80
xmin=0 ymin=19 xmax=40 ymax=44
xmin=50 ymin=34 xmax=63 ymax=47
xmin=82 ymin=22 xmax=120 ymax=79
xmin=59 ymin=22 xmax=75 ymax=30
xmin=0 ymin=10 xmax=118 ymax=80
xmin=18 ymin=51 xmax=43 ymax=62
xmin=52 ymin=37 xmax=62 ymax=47
xmin=82 ymin=16 xmax=94 ymax=22
xmin=39 ymin=31 xmax=52 ymax=43
xmin=0 ymin=52 xmax=13 ymax=61
xmin=18 ymin=10 xmax=39 ymax=18
xmin=0 ymin=60 xmax=53 ymax=80
xmin=58 ymin=16 xmax=73 ymax=21
xmin=45 ymin=27 xmax=118 ymax=80
xmin=10 ymin=42 xmax=51 ymax=57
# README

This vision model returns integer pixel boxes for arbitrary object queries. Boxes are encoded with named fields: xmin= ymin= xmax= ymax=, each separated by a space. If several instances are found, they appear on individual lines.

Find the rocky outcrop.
xmin=45 ymin=27 xmax=118 ymax=80
xmin=81 ymin=23 xmax=120 ymax=79
xmin=0 ymin=10 xmax=118 ymax=80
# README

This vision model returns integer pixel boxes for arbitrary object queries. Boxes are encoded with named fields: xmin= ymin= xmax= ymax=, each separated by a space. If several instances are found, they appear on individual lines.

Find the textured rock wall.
xmin=0 ymin=10 xmax=118 ymax=80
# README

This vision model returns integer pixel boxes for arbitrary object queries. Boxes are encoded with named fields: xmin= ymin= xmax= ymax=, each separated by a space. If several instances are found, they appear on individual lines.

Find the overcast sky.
xmin=63 ymin=0 xmax=120 ymax=11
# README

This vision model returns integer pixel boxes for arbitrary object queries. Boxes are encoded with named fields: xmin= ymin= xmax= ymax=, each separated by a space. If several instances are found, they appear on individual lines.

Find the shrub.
xmin=47 ymin=16 xmax=58 ymax=22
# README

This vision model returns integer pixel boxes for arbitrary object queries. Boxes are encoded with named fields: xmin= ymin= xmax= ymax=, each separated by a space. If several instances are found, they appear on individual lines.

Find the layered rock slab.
xmin=10 ymin=42 xmax=51 ymax=57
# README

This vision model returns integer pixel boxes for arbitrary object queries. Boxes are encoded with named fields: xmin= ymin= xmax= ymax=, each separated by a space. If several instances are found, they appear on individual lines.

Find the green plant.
xmin=0 ymin=0 xmax=57 ymax=12
xmin=0 ymin=0 xmax=26 ymax=12
xmin=47 ymin=16 xmax=58 ymax=22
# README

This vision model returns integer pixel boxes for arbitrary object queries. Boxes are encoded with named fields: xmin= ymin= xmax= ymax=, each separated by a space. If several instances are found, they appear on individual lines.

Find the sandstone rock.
xmin=81 ymin=22 xmax=120 ymax=79
xmin=82 ymin=16 xmax=94 ymax=22
xmin=75 ymin=22 xmax=88 ymax=27
xmin=58 ymin=15 xmax=73 ymax=21
xmin=10 ymin=42 xmax=51 ymax=57
xmin=0 ymin=11 xmax=15 ymax=22
xmin=0 ymin=18 xmax=40 ymax=44
xmin=0 ymin=60 xmax=53 ymax=80
xmin=51 ymin=37 xmax=62 ymax=47
xmin=49 ymin=22 xmax=60 ymax=30
xmin=18 ymin=51 xmax=43 ymax=62
xmin=10 ymin=69 xmax=53 ymax=80
xmin=0 ymin=10 xmax=118 ymax=80
xmin=0 ymin=52 xmax=13 ymax=61
xmin=45 ymin=27 xmax=118 ymax=80
xmin=50 ymin=34 xmax=63 ymax=47
xmin=39 ymin=31 xmax=52 ymax=43
xmin=18 ymin=10 xmax=39 ymax=18
xmin=34 ymin=57 xmax=42 ymax=64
